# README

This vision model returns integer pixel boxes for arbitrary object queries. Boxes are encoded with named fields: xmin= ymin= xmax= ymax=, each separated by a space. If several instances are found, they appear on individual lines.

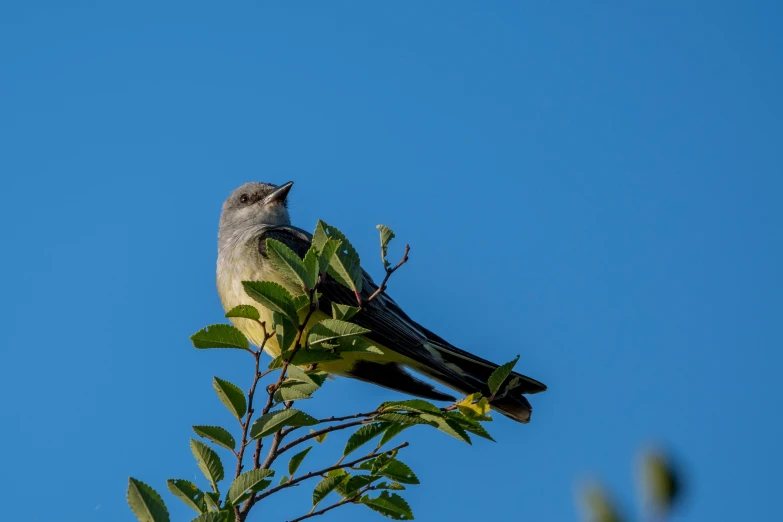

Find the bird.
xmin=217 ymin=181 xmax=547 ymax=423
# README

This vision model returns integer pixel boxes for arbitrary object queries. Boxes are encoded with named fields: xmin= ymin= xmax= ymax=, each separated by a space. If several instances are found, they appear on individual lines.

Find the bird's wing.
xmin=257 ymin=225 xmax=487 ymax=391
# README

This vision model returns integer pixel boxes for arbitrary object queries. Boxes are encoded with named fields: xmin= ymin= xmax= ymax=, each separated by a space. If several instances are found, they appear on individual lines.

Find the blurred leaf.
xmin=166 ymin=479 xmax=205 ymax=514
xmin=190 ymin=439 xmax=224 ymax=488
xmin=642 ymin=450 xmax=681 ymax=515
xmin=313 ymin=475 xmax=347 ymax=507
xmin=242 ymin=281 xmax=298 ymax=324
xmin=343 ymin=423 xmax=389 ymax=457
xmin=127 ymin=478 xmax=170 ymax=522
xmin=191 ymin=324 xmax=248 ymax=351
xmin=224 ymin=305 xmax=260 ymax=321
xmin=192 ymin=426 xmax=236 ymax=452
xmin=581 ymin=485 xmax=623 ymax=522
xmin=212 ymin=377 xmax=247 ymax=419
xmin=308 ymin=319 xmax=370 ymax=346
xmin=487 ymin=355 xmax=519 ymax=396
xmin=332 ymin=302 xmax=360 ymax=321
xmin=266 ymin=238 xmax=316 ymax=290
xmin=360 ymin=491 xmax=413 ymax=520
xmin=376 ymin=224 xmax=395 ymax=267
xmin=288 ymin=446 xmax=313 ymax=476
xmin=250 ymin=409 xmax=318 ymax=439
xmin=226 ymin=469 xmax=274 ymax=505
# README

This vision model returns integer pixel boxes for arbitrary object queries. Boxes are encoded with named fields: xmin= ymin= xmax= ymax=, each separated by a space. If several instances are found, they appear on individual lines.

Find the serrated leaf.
xmin=190 ymin=512 xmax=231 ymax=522
xmin=332 ymin=302 xmax=360 ymax=321
xmin=167 ymin=479 xmax=205 ymax=514
xmin=488 ymin=355 xmax=520 ymax=396
xmin=308 ymin=319 xmax=370 ymax=346
xmin=335 ymin=336 xmax=384 ymax=354
xmin=127 ymin=478 xmax=170 ymax=522
xmin=226 ymin=469 xmax=274 ymax=505
xmin=250 ymin=409 xmax=318 ymax=439
xmin=271 ymin=311 xmax=297 ymax=354
xmin=224 ymin=305 xmax=260 ymax=321
xmin=376 ymin=481 xmax=406 ymax=491
xmin=314 ymin=221 xmax=363 ymax=293
xmin=361 ymin=491 xmax=414 ymax=520
xmin=375 ymin=412 xmax=433 ymax=426
xmin=379 ymin=423 xmax=410 ymax=447
xmin=278 ymin=475 xmax=289 ymax=485
xmin=343 ymin=423 xmax=389 ymax=457
xmin=420 ymin=413 xmax=472 ymax=444
xmin=288 ymin=446 xmax=313 ymax=476
xmin=340 ymin=475 xmax=380 ymax=497
xmin=445 ymin=411 xmax=495 ymax=441
xmin=456 ymin=393 xmax=492 ymax=421
xmin=242 ymin=281 xmax=299 ymax=324
xmin=274 ymin=379 xmax=318 ymax=402
xmin=316 ymin=237 xmax=342 ymax=275
xmin=203 ymin=492 xmax=220 ymax=511
xmin=377 ymin=459 xmax=419 ymax=485
xmin=190 ymin=439 xmax=224 ymax=487
xmin=303 ymin=246 xmax=320 ymax=288
xmin=380 ymin=399 xmax=442 ymax=414
xmin=287 ymin=365 xmax=318 ymax=386
xmin=192 ymin=426 xmax=236 ymax=452
xmin=266 ymin=238 xmax=316 ymax=290
xmin=310 ymin=429 xmax=328 ymax=443
xmin=313 ymin=475 xmax=347 ymax=507
xmin=213 ymin=377 xmax=247 ymax=419
xmin=268 ymin=348 xmax=342 ymax=369
xmin=191 ymin=324 xmax=248 ymax=351
xmin=376 ymin=224 xmax=395 ymax=267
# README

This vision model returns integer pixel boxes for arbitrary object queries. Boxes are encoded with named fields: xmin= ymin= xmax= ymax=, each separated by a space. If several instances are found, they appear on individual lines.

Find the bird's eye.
xmin=239 ymin=194 xmax=250 ymax=204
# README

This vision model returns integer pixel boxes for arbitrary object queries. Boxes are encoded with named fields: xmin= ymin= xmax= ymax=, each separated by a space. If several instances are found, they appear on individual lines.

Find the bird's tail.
xmin=417 ymin=338 xmax=547 ymax=424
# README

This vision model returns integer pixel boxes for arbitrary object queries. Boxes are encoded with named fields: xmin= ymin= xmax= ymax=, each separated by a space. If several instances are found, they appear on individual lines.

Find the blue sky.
xmin=1 ymin=2 xmax=781 ymax=521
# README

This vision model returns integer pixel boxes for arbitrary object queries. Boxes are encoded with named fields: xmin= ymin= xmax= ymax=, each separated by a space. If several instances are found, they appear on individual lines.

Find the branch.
xmin=251 ymin=442 xmax=409 ymax=504
xmin=277 ymin=419 xmax=369 ymax=457
xmin=365 ymin=244 xmax=410 ymax=304
xmin=287 ymin=485 xmax=373 ymax=522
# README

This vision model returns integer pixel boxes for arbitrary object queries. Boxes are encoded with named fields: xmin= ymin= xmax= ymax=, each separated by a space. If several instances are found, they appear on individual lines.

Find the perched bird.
xmin=217 ymin=181 xmax=547 ymax=422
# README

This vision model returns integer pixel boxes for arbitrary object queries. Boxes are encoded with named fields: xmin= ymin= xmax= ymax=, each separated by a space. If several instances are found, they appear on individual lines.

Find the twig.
xmin=365 ymin=244 xmax=410 ymax=304
xmin=251 ymin=442 xmax=409 ymax=504
xmin=287 ymin=485 xmax=374 ymax=522
xmin=277 ymin=419 xmax=370 ymax=457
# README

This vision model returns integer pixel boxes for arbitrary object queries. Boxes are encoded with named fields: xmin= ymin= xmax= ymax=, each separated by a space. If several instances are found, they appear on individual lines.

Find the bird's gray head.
xmin=218 ymin=181 xmax=293 ymax=242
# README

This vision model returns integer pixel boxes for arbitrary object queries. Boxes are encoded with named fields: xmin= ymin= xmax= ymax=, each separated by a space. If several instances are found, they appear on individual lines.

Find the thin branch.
xmin=251 ymin=442 xmax=409 ymax=504
xmin=365 ymin=244 xmax=410 ymax=304
xmin=287 ymin=485 xmax=374 ymax=522
xmin=277 ymin=419 xmax=369 ymax=457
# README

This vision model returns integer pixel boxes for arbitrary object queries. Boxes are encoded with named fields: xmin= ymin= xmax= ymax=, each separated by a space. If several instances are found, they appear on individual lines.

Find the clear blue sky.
xmin=1 ymin=2 xmax=780 ymax=521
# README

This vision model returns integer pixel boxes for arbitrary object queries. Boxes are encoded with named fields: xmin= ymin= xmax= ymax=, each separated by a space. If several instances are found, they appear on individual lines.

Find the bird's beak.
xmin=263 ymin=181 xmax=294 ymax=205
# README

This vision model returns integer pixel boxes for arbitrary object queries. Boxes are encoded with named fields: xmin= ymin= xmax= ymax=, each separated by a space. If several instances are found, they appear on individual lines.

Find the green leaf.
xmin=212 ymin=377 xmax=247 ymax=419
xmin=420 ymin=413 xmax=472 ymax=444
xmin=268 ymin=349 xmax=341 ymax=369
xmin=190 ymin=512 xmax=231 ymax=522
xmin=314 ymin=221 xmax=363 ymax=293
xmin=377 ymin=459 xmax=419 ymax=485
xmin=376 ymin=481 xmax=406 ymax=491
xmin=379 ymin=423 xmax=410 ymax=447
xmin=203 ymin=492 xmax=220 ymax=511
xmin=581 ymin=485 xmax=624 ymax=522
xmin=332 ymin=302 xmax=360 ymax=321
xmin=266 ymin=238 xmax=316 ymax=290
xmin=190 ymin=324 xmax=248 ymax=351
xmin=308 ymin=319 xmax=370 ymax=346
xmin=445 ymin=412 xmax=495 ymax=442
xmin=380 ymin=399 xmax=442 ymax=414
xmin=334 ymin=336 xmax=384 ymax=354
xmin=192 ymin=426 xmax=236 ymax=452
xmin=190 ymin=439 xmax=224 ymax=487
xmin=376 ymin=224 xmax=395 ymax=267
xmin=487 ymin=355 xmax=520 ymax=396
xmin=286 ymin=365 xmax=319 ymax=386
xmin=312 ymin=475 xmax=347 ymax=507
xmin=224 ymin=305 xmax=260 ymax=321
xmin=643 ymin=450 xmax=681 ymax=515
xmin=166 ymin=479 xmax=205 ymax=514
xmin=317 ymin=238 xmax=342 ymax=275
xmin=226 ymin=469 xmax=274 ymax=505
xmin=375 ymin=412 xmax=433 ymax=426
xmin=340 ymin=475 xmax=380 ymax=497
xmin=310 ymin=429 xmax=328 ymax=443
xmin=127 ymin=478 xmax=170 ymax=522
xmin=303 ymin=246 xmax=320 ymax=288
xmin=242 ymin=281 xmax=299 ymax=324
xmin=288 ymin=446 xmax=313 ymax=476
xmin=361 ymin=491 xmax=414 ymax=520
xmin=343 ymin=423 xmax=389 ymax=458
xmin=455 ymin=393 xmax=492 ymax=421
xmin=271 ymin=312 xmax=297 ymax=353
xmin=274 ymin=379 xmax=318 ymax=402
xmin=250 ymin=409 xmax=318 ymax=439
